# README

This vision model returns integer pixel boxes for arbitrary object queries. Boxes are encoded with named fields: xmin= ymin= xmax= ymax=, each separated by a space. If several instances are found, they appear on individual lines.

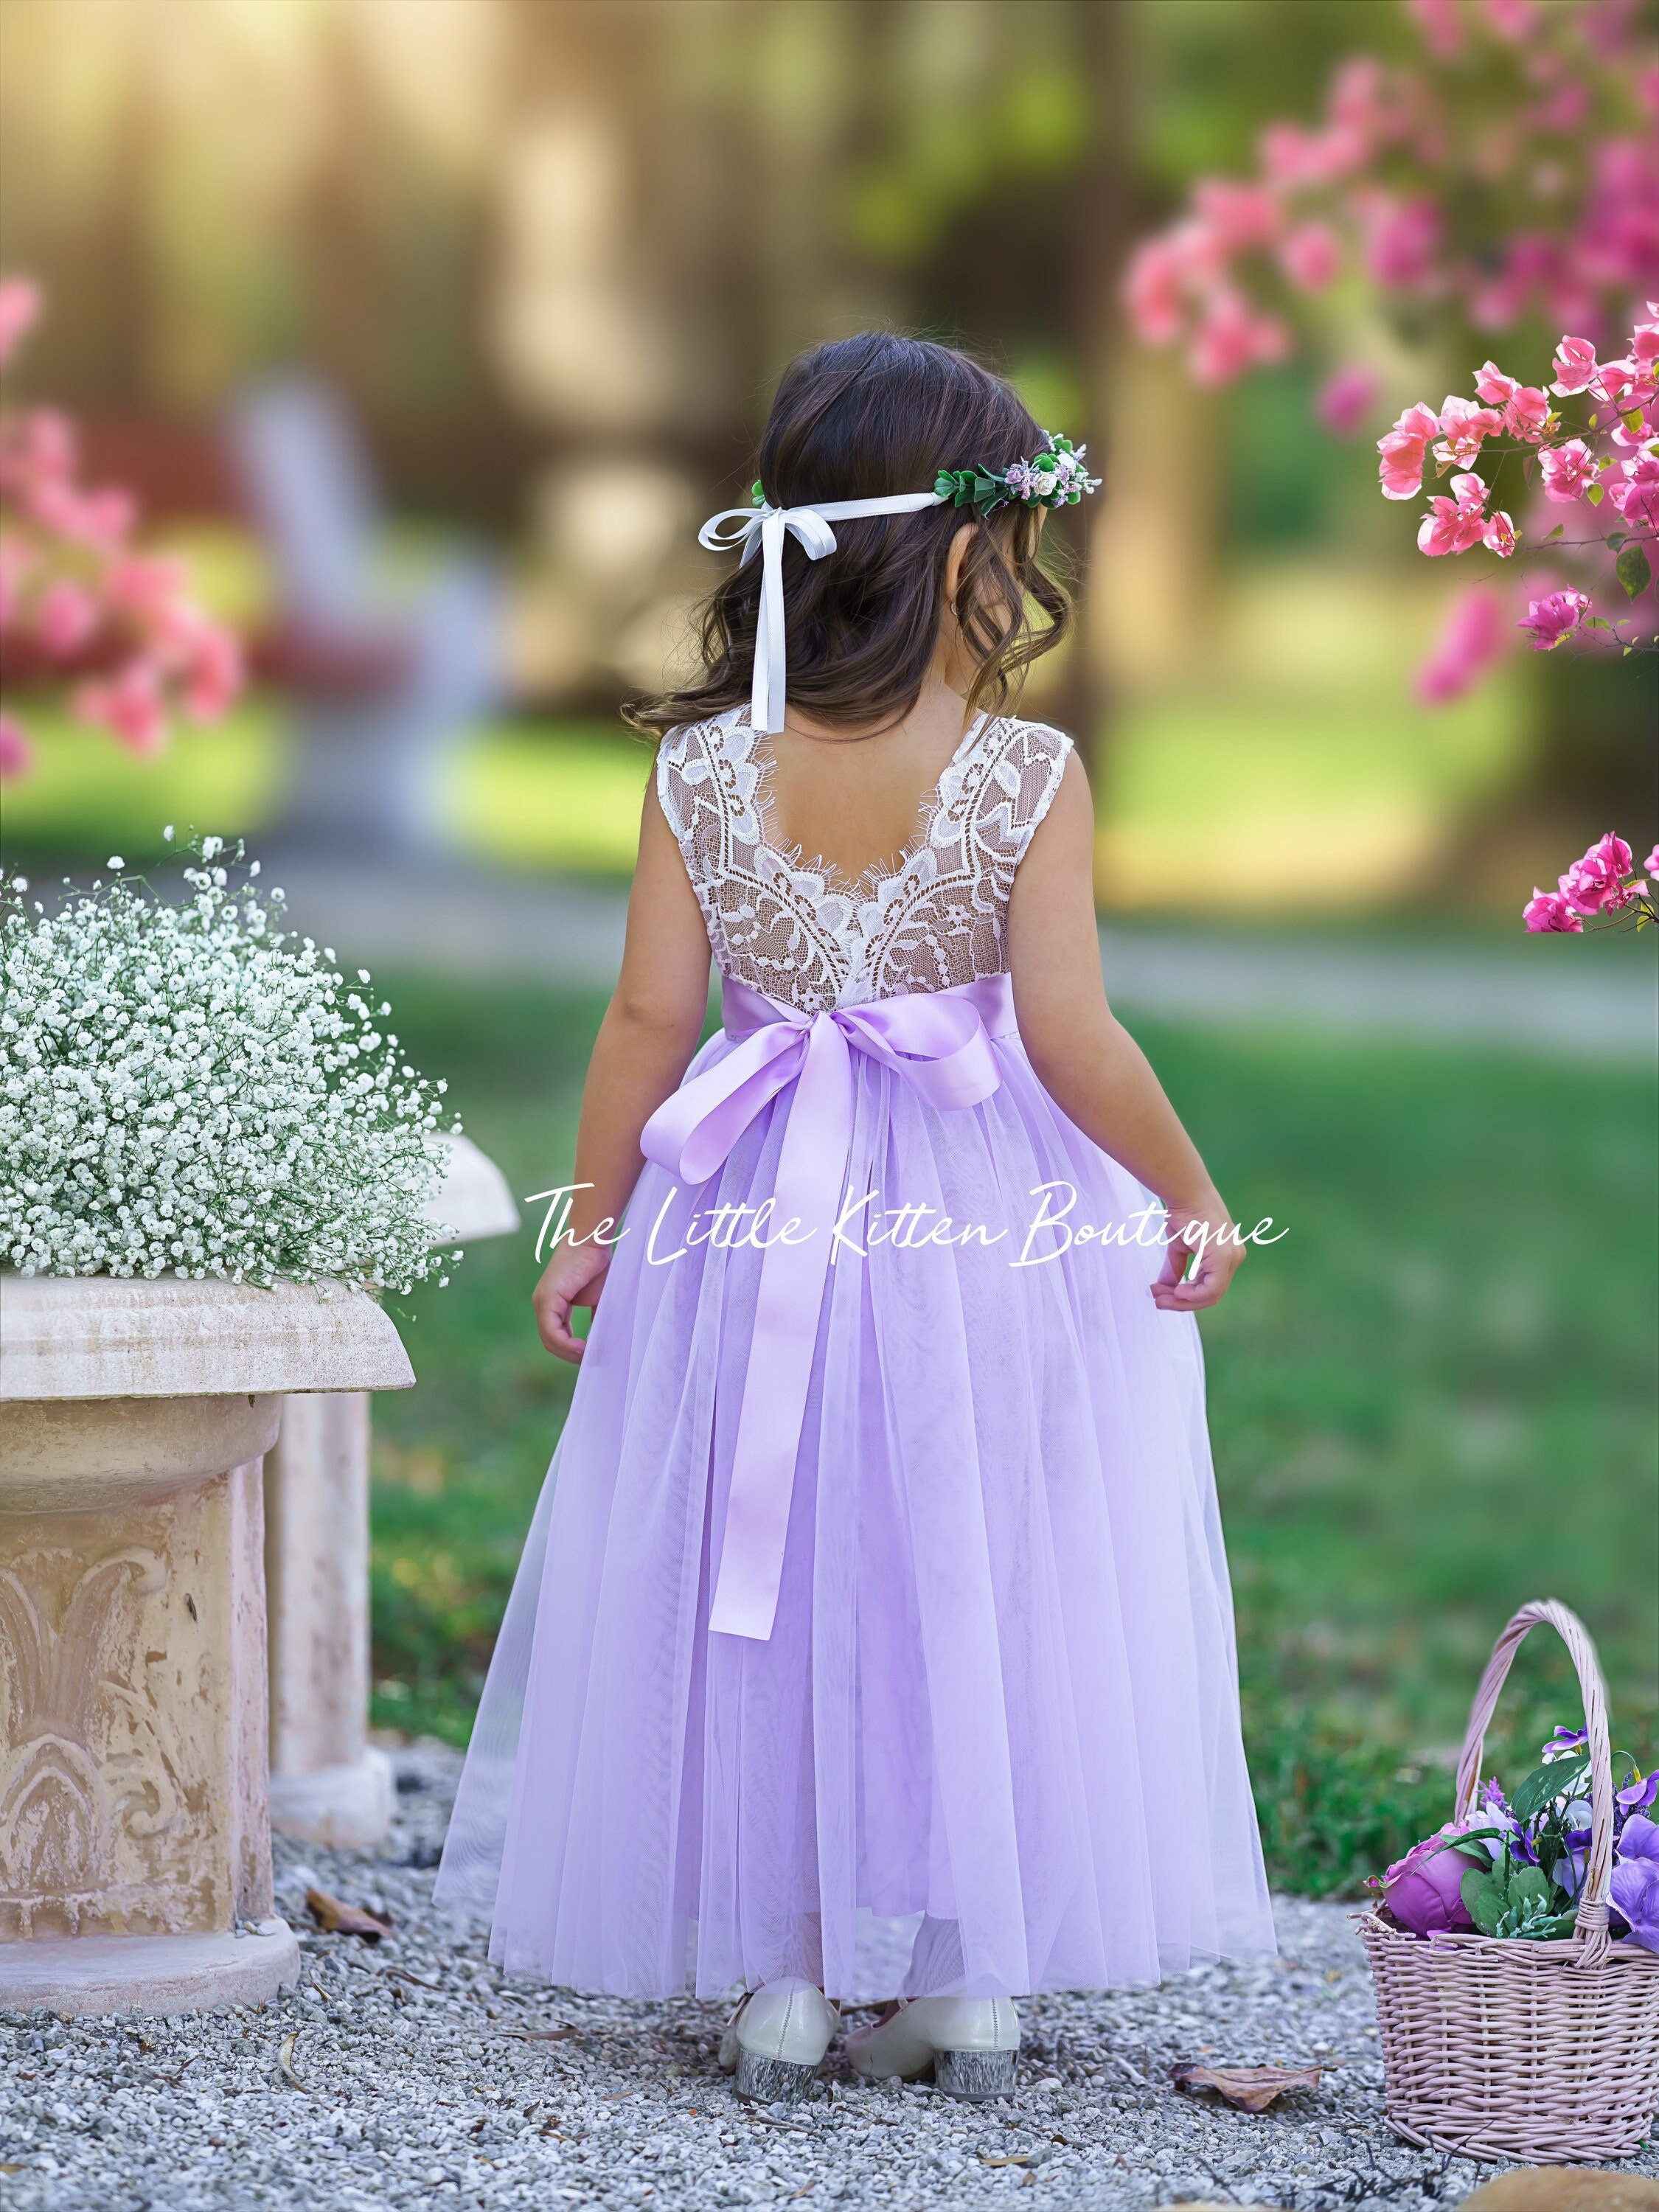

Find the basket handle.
xmin=1453 ymin=1599 xmax=1614 ymax=1962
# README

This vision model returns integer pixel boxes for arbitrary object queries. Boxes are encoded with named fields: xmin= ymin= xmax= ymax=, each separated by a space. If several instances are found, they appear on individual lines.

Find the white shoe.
xmin=844 ymin=1997 xmax=1020 ymax=2100
xmin=717 ymin=1978 xmax=840 ymax=2102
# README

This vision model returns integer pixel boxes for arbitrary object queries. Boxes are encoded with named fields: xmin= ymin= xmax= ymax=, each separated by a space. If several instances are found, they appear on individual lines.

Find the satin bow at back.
xmin=698 ymin=492 xmax=945 ymax=735
xmin=641 ymin=972 xmax=1018 ymax=1641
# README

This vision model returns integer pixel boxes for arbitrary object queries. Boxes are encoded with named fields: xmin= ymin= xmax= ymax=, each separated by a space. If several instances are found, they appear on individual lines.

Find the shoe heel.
xmin=734 ymin=2048 xmax=821 ymax=2104
xmin=934 ymin=2047 xmax=1017 ymax=2101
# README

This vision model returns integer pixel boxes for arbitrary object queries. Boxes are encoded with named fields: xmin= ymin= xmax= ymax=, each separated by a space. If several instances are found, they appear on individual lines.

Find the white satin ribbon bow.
xmin=698 ymin=491 xmax=946 ymax=734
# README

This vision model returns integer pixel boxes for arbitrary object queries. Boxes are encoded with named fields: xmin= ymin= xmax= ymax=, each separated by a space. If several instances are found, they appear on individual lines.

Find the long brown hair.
xmin=626 ymin=332 xmax=1074 ymax=737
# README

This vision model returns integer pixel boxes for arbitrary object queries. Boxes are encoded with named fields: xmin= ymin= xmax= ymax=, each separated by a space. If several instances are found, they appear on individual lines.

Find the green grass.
xmin=365 ymin=975 xmax=1658 ymax=1898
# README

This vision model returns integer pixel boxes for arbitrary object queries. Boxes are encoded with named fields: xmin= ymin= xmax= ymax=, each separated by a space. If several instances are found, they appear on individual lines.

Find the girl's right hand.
xmin=532 ymin=1242 xmax=613 ymax=1363
xmin=1151 ymin=1192 xmax=1246 ymax=1313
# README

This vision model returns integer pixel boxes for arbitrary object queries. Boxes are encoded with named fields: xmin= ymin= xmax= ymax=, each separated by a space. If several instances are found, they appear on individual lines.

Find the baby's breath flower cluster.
xmin=0 ymin=832 xmax=456 ymax=1289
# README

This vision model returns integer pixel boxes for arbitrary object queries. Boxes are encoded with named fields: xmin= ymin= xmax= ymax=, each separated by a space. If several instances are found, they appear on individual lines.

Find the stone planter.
xmin=265 ymin=1133 xmax=518 ymax=1848
xmin=0 ymin=1274 xmax=412 ymax=2016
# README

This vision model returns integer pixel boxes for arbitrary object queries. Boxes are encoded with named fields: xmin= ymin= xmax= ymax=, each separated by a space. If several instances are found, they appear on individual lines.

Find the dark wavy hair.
xmin=626 ymin=331 xmax=1074 ymax=737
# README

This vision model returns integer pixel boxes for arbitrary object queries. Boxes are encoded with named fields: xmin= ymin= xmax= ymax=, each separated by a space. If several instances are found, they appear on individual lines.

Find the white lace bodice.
xmin=655 ymin=706 xmax=1073 ymax=1012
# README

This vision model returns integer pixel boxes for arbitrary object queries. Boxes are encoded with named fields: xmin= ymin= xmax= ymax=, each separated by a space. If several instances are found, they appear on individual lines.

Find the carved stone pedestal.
xmin=265 ymin=1133 xmax=517 ymax=1848
xmin=0 ymin=1276 xmax=413 ymax=2017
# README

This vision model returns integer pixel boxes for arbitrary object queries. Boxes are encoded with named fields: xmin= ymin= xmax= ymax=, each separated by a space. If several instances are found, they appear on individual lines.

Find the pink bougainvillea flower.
xmin=1474 ymin=361 xmax=1520 ymax=406
xmin=1551 ymin=335 xmax=1601 ymax=395
xmin=1609 ymin=453 xmax=1659 ymax=530
xmin=1434 ymin=394 xmax=1505 ymax=467
xmin=1559 ymin=832 xmax=1635 ymax=914
xmin=1279 ymin=220 xmax=1340 ymax=292
xmin=0 ymin=276 xmax=41 ymax=369
xmin=1482 ymin=509 xmax=1517 ymax=556
xmin=1193 ymin=178 xmax=1281 ymax=251
xmin=1524 ymin=887 xmax=1585 ymax=931
xmin=1517 ymin=587 xmax=1590 ymax=648
xmin=0 ymin=709 xmax=32 ymax=778
xmin=1418 ymin=471 xmax=1489 ymax=555
xmin=1415 ymin=582 xmax=1507 ymax=703
xmin=1504 ymin=384 xmax=1552 ymax=439
xmin=1631 ymin=318 xmax=1659 ymax=370
xmin=1538 ymin=438 xmax=1596 ymax=501
xmin=1378 ymin=403 xmax=1441 ymax=499
xmin=1316 ymin=364 xmax=1380 ymax=437
xmin=1645 ymin=845 xmax=1659 ymax=879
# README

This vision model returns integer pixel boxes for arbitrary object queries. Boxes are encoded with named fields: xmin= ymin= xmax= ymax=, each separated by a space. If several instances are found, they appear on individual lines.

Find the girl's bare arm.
xmin=1006 ymin=752 xmax=1245 ymax=1310
xmin=532 ymin=783 xmax=712 ymax=1359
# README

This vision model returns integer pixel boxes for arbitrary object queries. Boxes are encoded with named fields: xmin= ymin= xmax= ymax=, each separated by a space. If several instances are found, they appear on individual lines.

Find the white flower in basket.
xmin=0 ymin=835 xmax=457 ymax=1292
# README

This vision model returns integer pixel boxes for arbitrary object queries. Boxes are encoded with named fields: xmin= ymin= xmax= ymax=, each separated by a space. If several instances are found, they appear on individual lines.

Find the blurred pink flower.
xmin=1279 ymin=220 xmax=1341 ymax=292
xmin=1523 ymin=887 xmax=1585 ymax=931
xmin=1559 ymin=832 xmax=1635 ymax=914
xmin=0 ymin=709 xmax=31 ymax=778
xmin=1418 ymin=471 xmax=1489 ymax=555
xmin=1363 ymin=194 xmax=1442 ymax=288
xmin=1415 ymin=582 xmax=1507 ymax=702
xmin=1316 ymin=364 xmax=1380 ymax=437
xmin=1481 ymin=0 xmax=1538 ymax=37
xmin=76 ymin=665 xmax=166 ymax=755
xmin=1378 ymin=403 xmax=1441 ymax=498
xmin=1538 ymin=438 xmax=1596 ymax=501
xmin=1189 ymin=291 xmax=1288 ymax=386
xmin=1406 ymin=0 xmax=1464 ymax=61
xmin=1123 ymin=238 xmax=1188 ymax=346
xmin=0 ymin=278 xmax=40 ymax=371
xmin=1434 ymin=393 xmax=1504 ymax=466
xmin=1645 ymin=845 xmax=1659 ymax=878
xmin=35 ymin=579 xmax=97 ymax=657
xmin=1550 ymin=335 xmax=1601 ymax=395
xmin=1517 ymin=587 xmax=1590 ymax=647
xmin=1193 ymin=178 xmax=1281 ymax=251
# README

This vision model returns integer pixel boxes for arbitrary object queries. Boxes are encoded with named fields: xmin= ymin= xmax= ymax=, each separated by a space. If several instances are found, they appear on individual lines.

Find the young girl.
xmin=437 ymin=332 xmax=1274 ymax=2102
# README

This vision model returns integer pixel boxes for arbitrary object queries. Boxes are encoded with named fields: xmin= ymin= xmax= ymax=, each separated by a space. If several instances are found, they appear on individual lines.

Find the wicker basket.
xmin=1361 ymin=1599 xmax=1659 ymax=2163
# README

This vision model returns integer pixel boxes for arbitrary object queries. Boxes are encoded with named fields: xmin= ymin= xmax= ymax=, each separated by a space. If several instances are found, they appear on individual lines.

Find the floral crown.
xmin=745 ymin=432 xmax=1101 ymax=520
xmin=933 ymin=431 xmax=1101 ymax=513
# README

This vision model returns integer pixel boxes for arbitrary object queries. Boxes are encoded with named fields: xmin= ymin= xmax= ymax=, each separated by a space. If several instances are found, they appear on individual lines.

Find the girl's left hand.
xmin=532 ymin=1242 xmax=613 ymax=1362
xmin=1152 ymin=1193 xmax=1245 ymax=1312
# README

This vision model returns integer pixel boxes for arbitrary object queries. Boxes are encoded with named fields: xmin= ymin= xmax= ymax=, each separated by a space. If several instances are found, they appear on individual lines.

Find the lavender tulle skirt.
xmin=435 ymin=1021 xmax=1275 ymax=2001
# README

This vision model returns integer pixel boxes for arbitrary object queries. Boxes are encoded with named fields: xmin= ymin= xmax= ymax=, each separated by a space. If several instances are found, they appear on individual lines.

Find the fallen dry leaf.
xmin=498 ymin=2024 xmax=578 ymax=2042
xmin=981 ymin=2151 xmax=1043 ymax=2168
xmin=276 ymin=2031 xmax=307 ymax=2093
xmin=1169 ymin=2061 xmax=1322 ymax=2112
xmin=305 ymin=1887 xmax=393 ymax=1942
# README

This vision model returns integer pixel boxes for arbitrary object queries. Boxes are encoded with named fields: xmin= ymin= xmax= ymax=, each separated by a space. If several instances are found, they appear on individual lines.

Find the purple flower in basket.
xmin=1553 ymin=1814 xmax=1593 ymax=1900
xmin=1381 ymin=1822 xmax=1487 ymax=1935
xmin=1618 ymin=1769 xmax=1658 ymax=1819
xmin=1611 ymin=1815 xmax=1659 ymax=1954
xmin=1543 ymin=1725 xmax=1588 ymax=1760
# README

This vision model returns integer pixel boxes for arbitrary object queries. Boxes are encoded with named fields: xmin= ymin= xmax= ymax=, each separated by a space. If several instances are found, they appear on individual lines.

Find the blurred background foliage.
xmin=1 ymin=0 xmax=1652 ymax=1894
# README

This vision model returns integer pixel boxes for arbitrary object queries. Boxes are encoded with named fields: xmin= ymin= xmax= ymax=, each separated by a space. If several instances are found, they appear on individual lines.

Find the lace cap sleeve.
xmin=979 ymin=716 xmax=1074 ymax=872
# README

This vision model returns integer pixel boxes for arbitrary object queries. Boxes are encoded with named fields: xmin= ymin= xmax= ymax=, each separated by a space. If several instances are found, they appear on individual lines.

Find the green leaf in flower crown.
xmin=1615 ymin=541 xmax=1652 ymax=599
xmin=1510 ymin=1750 xmax=1590 ymax=1823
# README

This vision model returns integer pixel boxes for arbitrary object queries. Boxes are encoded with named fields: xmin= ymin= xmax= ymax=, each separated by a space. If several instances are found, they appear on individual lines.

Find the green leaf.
xmin=1623 ymin=408 xmax=1645 ymax=435
xmin=1586 ymin=481 xmax=1604 ymax=506
xmin=1511 ymin=1751 xmax=1589 ymax=1823
xmin=1543 ymin=522 xmax=1565 ymax=540
xmin=1615 ymin=542 xmax=1652 ymax=599
xmin=1583 ymin=615 xmax=1613 ymax=630
xmin=1509 ymin=1865 xmax=1552 ymax=1913
xmin=1463 ymin=1868 xmax=1508 ymax=1935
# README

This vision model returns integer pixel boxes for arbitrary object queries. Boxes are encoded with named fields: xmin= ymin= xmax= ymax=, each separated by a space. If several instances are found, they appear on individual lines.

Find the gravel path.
xmin=4 ymin=1744 xmax=1655 ymax=2212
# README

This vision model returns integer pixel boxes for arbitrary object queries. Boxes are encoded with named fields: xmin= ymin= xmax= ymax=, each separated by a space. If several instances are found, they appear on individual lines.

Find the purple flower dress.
xmin=436 ymin=707 xmax=1275 ymax=2001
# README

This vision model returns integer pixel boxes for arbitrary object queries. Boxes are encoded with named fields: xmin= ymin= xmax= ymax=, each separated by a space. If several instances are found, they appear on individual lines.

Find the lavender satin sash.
xmin=640 ymin=971 xmax=1018 ymax=1641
